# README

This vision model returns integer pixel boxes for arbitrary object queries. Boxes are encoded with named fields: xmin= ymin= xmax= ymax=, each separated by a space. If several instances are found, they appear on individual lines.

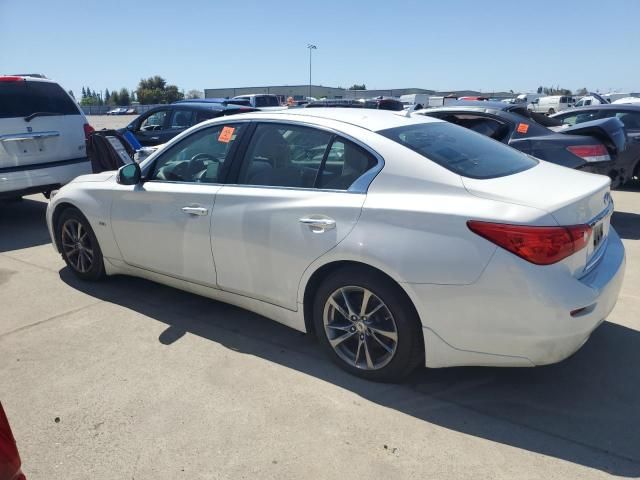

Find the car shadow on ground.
xmin=60 ymin=269 xmax=640 ymax=476
xmin=612 ymin=211 xmax=640 ymax=240
xmin=0 ymin=197 xmax=51 ymax=252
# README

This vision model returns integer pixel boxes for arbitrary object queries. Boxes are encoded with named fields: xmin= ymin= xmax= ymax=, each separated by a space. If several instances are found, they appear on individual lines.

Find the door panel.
xmin=111 ymin=182 xmax=219 ymax=286
xmin=211 ymin=186 xmax=365 ymax=310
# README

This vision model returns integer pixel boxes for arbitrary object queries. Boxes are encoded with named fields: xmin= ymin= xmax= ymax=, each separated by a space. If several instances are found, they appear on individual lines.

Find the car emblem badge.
xmin=26 ymin=126 xmax=32 ymax=132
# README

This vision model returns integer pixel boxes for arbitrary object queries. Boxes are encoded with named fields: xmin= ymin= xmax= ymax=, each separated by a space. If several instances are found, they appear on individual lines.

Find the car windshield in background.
xmin=379 ymin=122 xmax=538 ymax=179
xmin=0 ymin=80 xmax=80 ymax=118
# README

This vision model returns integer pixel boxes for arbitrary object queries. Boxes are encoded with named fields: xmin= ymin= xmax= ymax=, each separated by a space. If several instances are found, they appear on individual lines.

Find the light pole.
xmin=307 ymin=44 xmax=317 ymax=99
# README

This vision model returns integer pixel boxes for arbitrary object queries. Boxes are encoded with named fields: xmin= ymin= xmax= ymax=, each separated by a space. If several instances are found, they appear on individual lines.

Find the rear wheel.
xmin=313 ymin=267 xmax=423 ymax=382
xmin=548 ymin=108 xmax=556 ymax=115
xmin=57 ymin=208 xmax=105 ymax=281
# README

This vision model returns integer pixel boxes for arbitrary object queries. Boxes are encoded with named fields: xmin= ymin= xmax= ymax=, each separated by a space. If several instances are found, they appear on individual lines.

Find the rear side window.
xmin=0 ymin=80 xmax=80 ymax=118
xmin=379 ymin=122 xmax=537 ymax=179
xmin=255 ymin=96 xmax=280 ymax=107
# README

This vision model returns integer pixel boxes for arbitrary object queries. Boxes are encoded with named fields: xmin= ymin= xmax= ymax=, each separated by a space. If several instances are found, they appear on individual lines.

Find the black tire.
xmin=313 ymin=266 xmax=423 ymax=382
xmin=56 ymin=207 xmax=105 ymax=281
xmin=548 ymin=108 xmax=556 ymax=115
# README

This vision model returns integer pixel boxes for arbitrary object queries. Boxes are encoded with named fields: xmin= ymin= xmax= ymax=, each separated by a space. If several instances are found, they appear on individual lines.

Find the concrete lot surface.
xmin=1 ymin=185 xmax=639 ymax=479
xmin=88 ymin=114 xmax=136 ymax=131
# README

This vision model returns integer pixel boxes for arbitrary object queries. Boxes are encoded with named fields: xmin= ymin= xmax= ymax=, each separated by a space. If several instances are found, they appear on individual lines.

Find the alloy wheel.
xmin=323 ymin=286 xmax=398 ymax=370
xmin=61 ymin=219 xmax=94 ymax=273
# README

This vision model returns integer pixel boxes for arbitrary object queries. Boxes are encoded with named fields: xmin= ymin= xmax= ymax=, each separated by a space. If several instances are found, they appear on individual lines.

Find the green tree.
xmin=186 ymin=89 xmax=203 ymax=99
xmin=576 ymin=87 xmax=588 ymax=96
xmin=118 ymin=87 xmax=130 ymax=106
xmin=348 ymin=84 xmax=366 ymax=90
xmin=111 ymin=90 xmax=120 ymax=106
xmin=67 ymin=90 xmax=75 ymax=99
xmin=104 ymin=89 xmax=111 ymax=104
xmin=136 ymin=76 xmax=183 ymax=104
xmin=537 ymin=86 xmax=543 ymax=94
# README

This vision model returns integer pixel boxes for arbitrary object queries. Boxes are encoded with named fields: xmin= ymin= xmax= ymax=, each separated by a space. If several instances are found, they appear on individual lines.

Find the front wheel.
xmin=313 ymin=267 xmax=423 ymax=382
xmin=57 ymin=208 xmax=105 ymax=281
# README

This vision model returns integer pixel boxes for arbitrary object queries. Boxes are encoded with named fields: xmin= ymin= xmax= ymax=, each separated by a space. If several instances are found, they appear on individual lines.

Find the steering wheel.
xmin=189 ymin=153 xmax=221 ymax=181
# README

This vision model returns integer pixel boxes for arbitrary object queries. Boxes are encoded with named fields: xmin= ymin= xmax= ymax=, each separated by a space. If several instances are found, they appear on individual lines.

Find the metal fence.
xmin=81 ymin=104 xmax=164 ymax=115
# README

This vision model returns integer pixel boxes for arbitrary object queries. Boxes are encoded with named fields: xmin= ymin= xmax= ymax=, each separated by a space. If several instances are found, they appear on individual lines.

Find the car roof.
xmin=232 ymin=94 xmax=276 ymax=98
xmin=553 ymin=103 xmax=640 ymax=114
xmin=222 ymin=107 xmax=441 ymax=132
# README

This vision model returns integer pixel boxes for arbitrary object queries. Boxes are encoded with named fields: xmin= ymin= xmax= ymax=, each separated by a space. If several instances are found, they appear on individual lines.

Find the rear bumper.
xmin=0 ymin=157 xmax=90 ymax=196
xmin=403 ymin=228 xmax=626 ymax=368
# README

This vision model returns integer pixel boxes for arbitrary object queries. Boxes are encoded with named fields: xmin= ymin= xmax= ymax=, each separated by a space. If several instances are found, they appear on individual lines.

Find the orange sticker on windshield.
xmin=517 ymin=123 xmax=529 ymax=134
xmin=218 ymin=126 xmax=235 ymax=143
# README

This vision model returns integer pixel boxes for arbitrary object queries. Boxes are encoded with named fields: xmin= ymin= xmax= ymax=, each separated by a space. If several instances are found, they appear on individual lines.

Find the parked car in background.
xmin=612 ymin=97 xmax=640 ymax=105
xmin=175 ymin=98 xmax=252 ymax=107
xmin=415 ymin=101 xmax=627 ymax=187
xmin=400 ymin=93 xmax=430 ymax=110
xmin=514 ymin=92 xmax=544 ymax=106
xmin=231 ymin=94 xmax=285 ymax=110
xmin=552 ymin=104 xmax=640 ymax=184
xmin=121 ymin=102 xmax=255 ymax=146
xmin=48 ymin=108 xmax=625 ymax=381
xmin=306 ymin=97 xmax=404 ymax=111
xmin=106 ymin=107 xmax=128 ymax=115
xmin=0 ymin=74 xmax=93 ymax=200
xmin=528 ymin=95 xmax=575 ymax=114
xmin=574 ymin=92 xmax=609 ymax=108
xmin=0 ymin=402 xmax=26 ymax=480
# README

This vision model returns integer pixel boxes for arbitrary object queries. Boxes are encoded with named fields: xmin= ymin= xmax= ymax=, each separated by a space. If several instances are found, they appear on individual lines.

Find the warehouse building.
xmin=204 ymin=84 xmax=435 ymax=101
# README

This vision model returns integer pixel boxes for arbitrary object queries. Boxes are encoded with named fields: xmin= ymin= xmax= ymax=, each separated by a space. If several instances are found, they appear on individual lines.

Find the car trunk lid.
xmin=463 ymin=161 xmax=613 ymax=275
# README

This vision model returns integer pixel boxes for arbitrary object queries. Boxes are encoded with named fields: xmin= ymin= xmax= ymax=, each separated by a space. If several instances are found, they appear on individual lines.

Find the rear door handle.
xmin=299 ymin=216 xmax=336 ymax=232
xmin=181 ymin=206 xmax=208 ymax=216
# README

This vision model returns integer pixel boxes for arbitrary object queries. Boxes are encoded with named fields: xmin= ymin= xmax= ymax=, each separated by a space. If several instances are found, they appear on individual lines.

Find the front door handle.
xmin=181 ymin=206 xmax=208 ymax=216
xmin=299 ymin=216 xmax=336 ymax=232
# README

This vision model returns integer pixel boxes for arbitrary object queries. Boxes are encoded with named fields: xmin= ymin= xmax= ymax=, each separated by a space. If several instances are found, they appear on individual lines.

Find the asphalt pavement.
xmin=1 ymin=183 xmax=639 ymax=480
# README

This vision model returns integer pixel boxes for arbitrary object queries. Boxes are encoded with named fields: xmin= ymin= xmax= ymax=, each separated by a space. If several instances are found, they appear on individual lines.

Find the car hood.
xmin=72 ymin=172 xmax=116 ymax=183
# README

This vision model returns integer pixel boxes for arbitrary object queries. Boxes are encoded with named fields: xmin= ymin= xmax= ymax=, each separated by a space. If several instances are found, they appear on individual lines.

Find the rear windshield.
xmin=255 ymin=96 xmax=280 ymax=107
xmin=379 ymin=122 xmax=537 ymax=179
xmin=0 ymin=80 xmax=80 ymax=119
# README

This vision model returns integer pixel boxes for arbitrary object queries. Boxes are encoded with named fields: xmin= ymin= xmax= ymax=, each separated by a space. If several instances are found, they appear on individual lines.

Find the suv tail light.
xmin=567 ymin=144 xmax=610 ymax=163
xmin=83 ymin=123 xmax=95 ymax=142
xmin=0 ymin=76 xmax=24 ymax=82
xmin=467 ymin=221 xmax=592 ymax=265
xmin=0 ymin=403 xmax=24 ymax=480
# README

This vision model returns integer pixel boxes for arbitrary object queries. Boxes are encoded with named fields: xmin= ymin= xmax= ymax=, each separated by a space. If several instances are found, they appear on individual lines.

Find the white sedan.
xmin=46 ymin=108 xmax=625 ymax=381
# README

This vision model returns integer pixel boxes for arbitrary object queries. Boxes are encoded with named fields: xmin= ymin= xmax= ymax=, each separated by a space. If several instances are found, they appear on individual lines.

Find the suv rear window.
xmin=0 ymin=80 xmax=80 ymax=119
xmin=379 ymin=122 xmax=537 ymax=179
xmin=255 ymin=96 xmax=280 ymax=107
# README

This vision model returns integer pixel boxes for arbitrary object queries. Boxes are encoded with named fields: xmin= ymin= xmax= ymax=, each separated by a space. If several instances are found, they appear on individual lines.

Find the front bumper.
xmin=403 ymin=228 xmax=626 ymax=368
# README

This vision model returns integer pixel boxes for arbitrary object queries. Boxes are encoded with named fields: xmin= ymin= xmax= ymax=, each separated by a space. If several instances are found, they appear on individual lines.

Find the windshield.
xmin=379 ymin=122 xmax=537 ymax=179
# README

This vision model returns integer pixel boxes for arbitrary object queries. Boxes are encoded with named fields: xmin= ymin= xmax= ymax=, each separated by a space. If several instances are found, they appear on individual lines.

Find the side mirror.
xmin=117 ymin=162 xmax=141 ymax=185
xmin=126 ymin=123 xmax=135 ymax=131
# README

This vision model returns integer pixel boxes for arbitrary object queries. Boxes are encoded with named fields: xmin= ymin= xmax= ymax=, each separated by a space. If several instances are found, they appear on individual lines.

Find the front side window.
xmin=379 ymin=122 xmax=537 ymax=179
xmin=140 ymin=110 xmax=168 ymax=131
xmin=149 ymin=124 xmax=244 ymax=183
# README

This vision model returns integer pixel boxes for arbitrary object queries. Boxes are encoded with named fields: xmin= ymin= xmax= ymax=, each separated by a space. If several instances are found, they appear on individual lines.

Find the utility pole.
xmin=307 ymin=44 xmax=317 ymax=99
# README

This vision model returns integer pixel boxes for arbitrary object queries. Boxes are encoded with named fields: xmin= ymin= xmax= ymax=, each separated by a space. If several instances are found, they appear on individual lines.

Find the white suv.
xmin=0 ymin=75 xmax=93 ymax=199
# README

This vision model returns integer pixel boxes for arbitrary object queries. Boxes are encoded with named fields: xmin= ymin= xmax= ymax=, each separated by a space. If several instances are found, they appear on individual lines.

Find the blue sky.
xmin=1 ymin=0 xmax=638 ymax=97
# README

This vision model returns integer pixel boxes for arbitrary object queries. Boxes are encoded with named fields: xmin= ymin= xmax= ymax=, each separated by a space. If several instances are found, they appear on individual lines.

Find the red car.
xmin=0 ymin=403 xmax=25 ymax=480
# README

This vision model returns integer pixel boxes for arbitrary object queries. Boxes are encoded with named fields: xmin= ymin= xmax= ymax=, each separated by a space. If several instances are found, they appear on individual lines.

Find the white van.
xmin=515 ymin=93 xmax=544 ymax=105
xmin=528 ymin=95 xmax=575 ymax=114
xmin=400 ymin=94 xmax=429 ymax=109
xmin=0 ymin=75 xmax=93 ymax=199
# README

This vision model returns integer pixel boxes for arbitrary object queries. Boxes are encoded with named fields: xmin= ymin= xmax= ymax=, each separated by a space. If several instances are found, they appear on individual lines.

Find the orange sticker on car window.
xmin=218 ymin=126 xmax=235 ymax=143
xmin=517 ymin=123 xmax=529 ymax=134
